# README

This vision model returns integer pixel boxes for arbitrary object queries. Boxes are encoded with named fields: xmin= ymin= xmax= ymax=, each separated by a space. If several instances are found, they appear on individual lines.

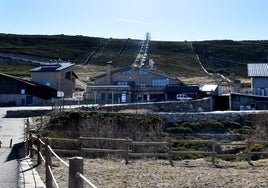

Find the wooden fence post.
xmin=24 ymin=119 xmax=29 ymax=154
xmin=79 ymin=137 xmax=83 ymax=158
xmin=40 ymin=115 xmax=43 ymax=128
xmin=37 ymin=135 xmax=42 ymax=165
xmin=25 ymin=118 xmax=30 ymax=141
xmin=168 ymin=139 xmax=174 ymax=166
xmin=211 ymin=140 xmax=216 ymax=164
xmin=45 ymin=138 xmax=52 ymax=188
xmin=9 ymin=139 xmax=13 ymax=148
xmin=69 ymin=157 xmax=84 ymax=188
xmin=125 ymin=137 xmax=130 ymax=164
xmin=247 ymin=140 xmax=252 ymax=165
xmin=29 ymin=133 xmax=33 ymax=157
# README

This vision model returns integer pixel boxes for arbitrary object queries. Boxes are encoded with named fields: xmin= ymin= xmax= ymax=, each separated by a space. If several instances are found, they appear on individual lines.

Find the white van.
xmin=176 ymin=94 xmax=192 ymax=101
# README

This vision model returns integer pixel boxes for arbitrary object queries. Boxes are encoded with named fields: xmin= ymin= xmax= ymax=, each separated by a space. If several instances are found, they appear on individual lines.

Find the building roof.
xmin=248 ymin=63 xmax=268 ymax=77
xmin=87 ymin=85 xmax=130 ymax=88
xmin=30 ymin=62 xmax=74 ymax=72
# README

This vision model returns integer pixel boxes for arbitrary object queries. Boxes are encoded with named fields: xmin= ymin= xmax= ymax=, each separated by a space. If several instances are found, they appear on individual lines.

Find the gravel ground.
xmin=36 ymin=158 xmax=268 ymax=188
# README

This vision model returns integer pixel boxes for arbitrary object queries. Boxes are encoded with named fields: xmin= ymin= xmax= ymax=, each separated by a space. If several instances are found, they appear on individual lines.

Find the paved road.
xmin=0 ymin=107 xmax=25 ymax=187
xmin=0 ymin=107 xmax=48 ymax=188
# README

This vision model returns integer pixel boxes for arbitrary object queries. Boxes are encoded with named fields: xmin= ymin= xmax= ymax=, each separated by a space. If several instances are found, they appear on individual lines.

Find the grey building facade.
xmin=0 ymin=73 xmax=57 ymax=106
xmin=30 ymin=62 xmax=77 ymax=98
xmin=86 ymin=62 xmax=199 ymax=104
xmin=248 ymin=63 xmax=268 ymax=96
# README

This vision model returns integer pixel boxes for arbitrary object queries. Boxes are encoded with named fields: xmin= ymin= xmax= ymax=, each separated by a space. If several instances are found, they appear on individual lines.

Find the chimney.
xmin=106 ymin=61 xmax=113 ymax=84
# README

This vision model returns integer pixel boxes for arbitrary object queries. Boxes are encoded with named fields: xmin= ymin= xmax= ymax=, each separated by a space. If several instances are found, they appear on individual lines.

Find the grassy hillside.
xmin=0 ymin=33 xmax=267 ymax=80
xmin=150 ymin=41 xmax=204 ymax=77
xmin=0 ymin=34 xmax=104 ymax=62
xmin=192 ymin=40 xmax=268 ymax=78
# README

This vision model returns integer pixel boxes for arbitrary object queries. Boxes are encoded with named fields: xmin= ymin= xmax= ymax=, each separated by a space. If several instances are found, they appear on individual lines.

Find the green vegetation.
xmin=165 ymin=118 xmax=251 ymax=135
xmin=0 ymin=62 xmax=36 ymax=77
xmin=0 ymin=34 xmax=103 ymax=61
xmin=36 ymin=111 xmax=268 ymax=160
xmin=192 ymin=40 xmax=268 ymax=78
xmin=1 ymin=34 xmax=267 ymax=79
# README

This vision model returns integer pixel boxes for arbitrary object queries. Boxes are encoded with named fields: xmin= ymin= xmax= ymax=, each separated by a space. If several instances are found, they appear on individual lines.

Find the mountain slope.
xmin=0 ymin=34 xmax=267 ymax=80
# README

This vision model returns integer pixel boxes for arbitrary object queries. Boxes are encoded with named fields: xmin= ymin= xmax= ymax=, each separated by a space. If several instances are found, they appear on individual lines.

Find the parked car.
xmin=176 ymin=94 xmax=192 ymax=101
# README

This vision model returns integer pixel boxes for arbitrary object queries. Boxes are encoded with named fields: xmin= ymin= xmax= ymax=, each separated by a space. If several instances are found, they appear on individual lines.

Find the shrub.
xmin=166 ymin=127 xmax=193 ymax=134
xmin=181 ymin=122 xmax=201 ymax=132
xmin=251 ymin=144 xmax=264 ymax=152
xmin=172 ymin=123 xmax=183 ymax=127
xmin=221 ymin=120 xmax=242 ymax=129
xmin=240 ymin=125 xmax=253 ymax=134
xmin=198 ymin=119 xmax=226 ymax=133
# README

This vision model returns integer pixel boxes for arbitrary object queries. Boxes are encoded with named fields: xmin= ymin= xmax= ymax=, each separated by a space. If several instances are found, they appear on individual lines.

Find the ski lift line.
xmin=131 ymin=33 xmax=151 ymax=68
xmin=209 ymin=57 xmax=247 ymax=65
xmin=118 ymin=38 xmax=129 ymax=55
xmin=84 ymin=41 xmax=106 ymax=65
xmin=190 ymin=42 xmax=232 ymax=84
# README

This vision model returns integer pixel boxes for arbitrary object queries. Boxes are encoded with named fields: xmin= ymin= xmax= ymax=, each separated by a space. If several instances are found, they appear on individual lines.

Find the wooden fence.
xmin=27 ymin=134 xmax=97 ymax=188
xmin=28 ymin=135 xmax=268 ymax=170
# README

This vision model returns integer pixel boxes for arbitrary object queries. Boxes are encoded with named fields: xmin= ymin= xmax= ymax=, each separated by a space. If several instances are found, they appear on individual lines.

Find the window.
xmin=140 ymin=82 xmax=146 ymax=88
xmin=121 ymin=93 xmax=127 ymax=103
xmin=152 ymin=78 xmax=169 ymax=87
xmin=121 ymin=70 xmax=131 ymax=75
xmin=138 ymin=70 xmax=149 ymax=75
xmin=117 ymin=81 xmax=128 ymax=85
xmin=101 ymin=93 xmax=105 ymax=100
xmin=65 ymin=71 xmax=71 ymax=80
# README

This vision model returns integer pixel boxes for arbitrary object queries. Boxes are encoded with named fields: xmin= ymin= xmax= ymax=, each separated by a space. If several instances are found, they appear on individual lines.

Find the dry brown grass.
xmin=180 ymin=76 xmax=250 ymax=86
xmin=73 ymin=64 xmax=106 ymax=84
xmin=35 ymin=157 xmax=268 ymax=188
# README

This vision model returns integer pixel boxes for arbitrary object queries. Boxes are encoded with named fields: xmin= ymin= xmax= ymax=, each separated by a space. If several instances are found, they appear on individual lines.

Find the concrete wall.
xmin=0 ymin=94 xmax=44 ymax=106
xmin=31 ymin=71 xmax=60 ymax=89
xmin=6 ymin=109 xmax=51 ymax=118
xmin=252 ymin=77 xmax=268 ymax=96
xmin=31 ymin=68 xmax=75 ymax=98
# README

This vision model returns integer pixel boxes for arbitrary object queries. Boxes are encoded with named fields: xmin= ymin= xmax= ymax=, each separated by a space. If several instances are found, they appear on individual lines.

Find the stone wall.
xmin=154 ymin=111 xmax=260 ymax=123
xmin=98 ymin=97 xmax=213 ymax=113
xmin=5 ymin=109 xmax=51 ymax=118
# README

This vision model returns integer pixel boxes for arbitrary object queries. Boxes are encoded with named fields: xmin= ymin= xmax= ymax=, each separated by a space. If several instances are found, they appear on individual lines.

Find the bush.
xmin=251 ymin=144 xmax=264 ymax=152
xmin=221 ymin=120 xmax=242 ymax=129
xmin=198 ymin=119 xmax=226 ymax=133
xmin=181 ymin=122 xmax=201 ymax=132
xmin=240 ymin=125 xmax=253 ymax=134
xmin=166 ymin=127 xmax=193 ymax=134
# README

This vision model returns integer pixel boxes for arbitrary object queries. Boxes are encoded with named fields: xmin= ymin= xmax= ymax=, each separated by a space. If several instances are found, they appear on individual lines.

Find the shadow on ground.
xmin=5 ymin=142 xmax=25 ymax=162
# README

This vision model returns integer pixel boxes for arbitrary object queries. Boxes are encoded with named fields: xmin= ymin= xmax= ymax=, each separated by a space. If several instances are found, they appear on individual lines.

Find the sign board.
xmin=73 ymin=92 xmax=84 ymax=99
xmin=21 ymin=89 xmax=25 ymax=95
xmin=57 ymin=91 xmax=64 ymax=98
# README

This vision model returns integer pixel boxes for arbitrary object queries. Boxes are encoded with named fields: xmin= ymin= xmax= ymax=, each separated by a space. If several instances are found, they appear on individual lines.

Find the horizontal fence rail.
xmin=27 ymin=135 xmax=268 ymax=187
xmin=27 ymin=134 xmax=97 ymax=188
xmin=28 ymin=135 xmax=268 ymax=167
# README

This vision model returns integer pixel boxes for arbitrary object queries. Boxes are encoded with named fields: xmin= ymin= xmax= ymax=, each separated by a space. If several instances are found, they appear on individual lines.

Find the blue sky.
xmin=1 ymin=0 xmax=267 ymax=41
